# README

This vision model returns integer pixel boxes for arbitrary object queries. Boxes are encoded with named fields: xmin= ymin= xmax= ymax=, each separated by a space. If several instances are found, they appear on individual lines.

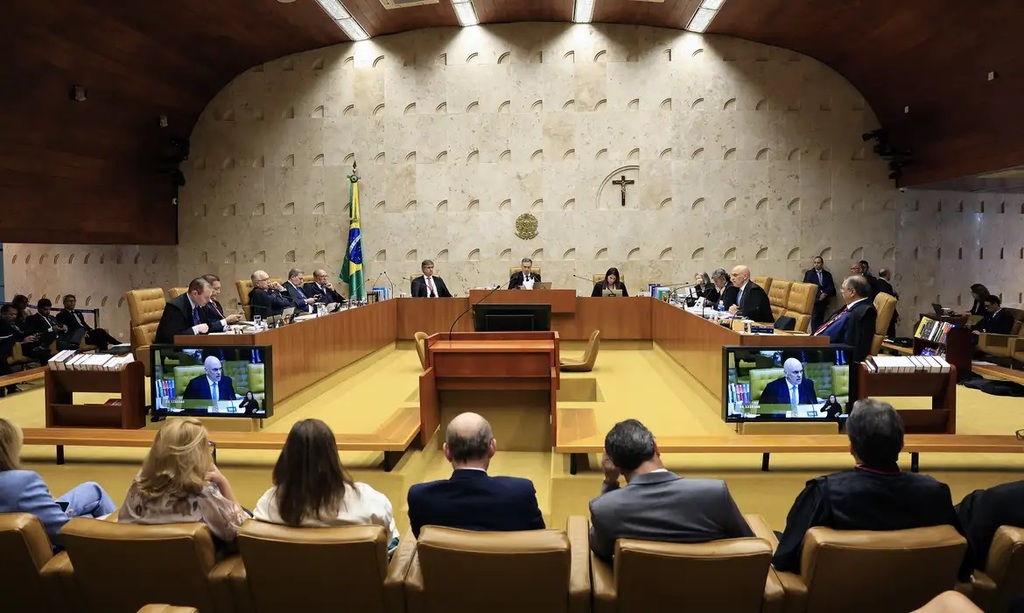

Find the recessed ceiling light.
xmin=313 ymin=0 xmax=370 ymax=40
xmin=687 ymin=7 xmax=715 ymax=32
xmin=315 ymin=0 xmax=350 ymax=20
xmin=573 ymin=0 xmax=595 ymax=23
xmin=702 ymin=0 xmax=726 ymax=9
xmin=452 ymin=0 xmax=478 ymax=26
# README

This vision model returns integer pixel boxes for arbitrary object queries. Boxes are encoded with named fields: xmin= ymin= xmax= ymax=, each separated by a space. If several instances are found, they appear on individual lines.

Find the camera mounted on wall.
xmin=862 ymin=128 xmax=916 ymax=183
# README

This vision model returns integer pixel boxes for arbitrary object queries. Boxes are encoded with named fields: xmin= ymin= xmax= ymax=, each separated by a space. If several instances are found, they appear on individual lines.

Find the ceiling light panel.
xmin=574 ymin=0 xmax=595 ymax=23
xmin=313 ymin=0 xmax=370 ymax=40
xmin=452 ymin=0 xmax=478 ymax=26
xmin=686 ymin=0 xmax=728 ymax=33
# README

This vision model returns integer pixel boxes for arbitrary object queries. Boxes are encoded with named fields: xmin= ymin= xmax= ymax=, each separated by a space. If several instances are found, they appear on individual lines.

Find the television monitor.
xmin=722 ymin=345 xmax=857 ymax=423
xmin=473 ymin=303 xmax=552 ymax=332
xmin=151 ymin=345 xmax=272 ymax=418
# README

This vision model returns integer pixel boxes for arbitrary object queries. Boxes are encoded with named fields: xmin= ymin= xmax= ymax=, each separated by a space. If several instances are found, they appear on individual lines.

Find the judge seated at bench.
xmin=411 ymin=259 xmax=452 ymax=298
xmin=155 ymin=277 xmax=224 ymax=344
xmin=727 ymin=265 xmax=774 ymax=323
xmin=591 ymin=267 xmax=628 ymax=297
xmin=758 ymin=358 xmax=818 ymax=407
xmin=303 ymin=268 xmax=345 ymax=304
xmin=248 ymin=269 xmax=293 ymax=318
xmin=183 ymin=356 xmax=238 ymax=403
xmin=509 ymin=257 xmax=541 ymax=290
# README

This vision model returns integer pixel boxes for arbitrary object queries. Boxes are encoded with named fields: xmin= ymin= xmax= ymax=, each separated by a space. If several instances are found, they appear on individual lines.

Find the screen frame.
xmin=150 ymin=344 xmax=273 ymax=419
xmin=472 ymin=303 xmax=552 ymax=332
xmin=721 ymin=344 xmax=857 ymax=423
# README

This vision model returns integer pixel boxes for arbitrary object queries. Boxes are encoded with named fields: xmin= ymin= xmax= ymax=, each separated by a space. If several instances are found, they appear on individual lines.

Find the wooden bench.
xmin=0 ymin=365 xmax=48 ymax=389
xmin=880 ymin=341 xmax=914 ymax=356
xmin=21 ymin=406 xmax=422 ymax=471
xmin=973 ymin=363 xmax=1024 ymax=385
xmin=556 ymin=408 xmax=1023 ymax=474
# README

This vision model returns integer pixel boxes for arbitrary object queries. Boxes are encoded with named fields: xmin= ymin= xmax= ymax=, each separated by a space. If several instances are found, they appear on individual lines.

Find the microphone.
xmin=448 ymin=280 xmax=509 ymax=339
xmin=572 ymin=274 xmax=594 ymax=283
xmin=381 ymin=271 xmax=396 ymax=299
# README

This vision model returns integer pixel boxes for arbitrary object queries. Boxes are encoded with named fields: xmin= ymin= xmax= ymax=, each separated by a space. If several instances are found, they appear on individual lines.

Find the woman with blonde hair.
xmin=254 ymin=419 xmax=399 ymax=551
xmin=0 ymin=417 xmax=117 ymax=546
xmin=119 ymin=418 xmax=247 ymax=542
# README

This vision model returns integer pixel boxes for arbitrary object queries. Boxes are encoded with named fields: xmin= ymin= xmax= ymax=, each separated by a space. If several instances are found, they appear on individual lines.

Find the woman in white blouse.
xmin=254 ymin=419 xmax=399 ymax=551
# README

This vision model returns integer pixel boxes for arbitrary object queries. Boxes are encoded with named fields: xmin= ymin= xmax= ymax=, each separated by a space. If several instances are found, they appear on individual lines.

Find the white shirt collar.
xmin=454 ymin=466 xmax=487 ymax=472
xmin=186 ymin=294 xmax=198 ymax=310
xmin=847 ymin=297 xmax=868 ymax=309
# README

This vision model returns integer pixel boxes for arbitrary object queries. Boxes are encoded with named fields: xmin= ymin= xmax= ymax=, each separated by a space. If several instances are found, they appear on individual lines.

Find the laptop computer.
xmin=533 ymin=282 xmax=553 ymax=290
xmin=931 ymin=303 xmax=943 ymax=315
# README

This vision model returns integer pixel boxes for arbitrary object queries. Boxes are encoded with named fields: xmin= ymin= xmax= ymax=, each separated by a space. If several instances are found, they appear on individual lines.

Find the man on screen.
xmin=758 ymin=358 xmax=817 ymax=406
xmin=182 ymin=356 xmax=238 ymax=404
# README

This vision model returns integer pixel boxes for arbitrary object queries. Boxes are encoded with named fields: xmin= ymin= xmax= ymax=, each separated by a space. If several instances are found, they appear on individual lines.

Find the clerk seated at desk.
xmin=249 ymin=270 xmax=293 ymax=318
xmin=509 ymin=257 xmax=541 ymax=290
xmin=155 ymin=277 xmax=227 ymax=344
xmin=970 ymin=295 xmax=1014 ymax=337
xmin=759 ymin=358 xmax=818 ymax=407
xmin=183 ymin=357 xmax=238 ymax=403
xmin=591 ymin=267 xmax=628 ymax=297
xmin=411 ymin=259 xmax=453 ymax=298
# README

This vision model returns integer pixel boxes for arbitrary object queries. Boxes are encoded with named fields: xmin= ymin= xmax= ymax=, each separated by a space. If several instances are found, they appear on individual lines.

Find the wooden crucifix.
xmin=612 ymin=175 xmax=635 ymax=207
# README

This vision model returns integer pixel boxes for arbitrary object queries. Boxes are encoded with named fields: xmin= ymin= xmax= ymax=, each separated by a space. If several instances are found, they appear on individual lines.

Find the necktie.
xmin=211 ymin=381 xmax=219 ymax=402
xmin=296 ymin=285 xmax=307 ymax=299
xmin=191 ymin=306 xmax=200 ymax=325
xmin=210 ymin=301 xmax=224 ymax=318
xmin=790 ymin=385 xmax=798 ymax=406
xmin=817 ymin=271 xmax=823 ymax=286
xmin=427 ymin=277 xmax=436 ymax=298
xmin=814 ymin=307 xmax=847 ymax=336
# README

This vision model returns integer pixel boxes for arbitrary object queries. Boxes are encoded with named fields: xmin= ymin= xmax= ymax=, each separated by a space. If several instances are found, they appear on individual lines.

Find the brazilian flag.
xmin=340 ymin=165 xmax=364 ymax=301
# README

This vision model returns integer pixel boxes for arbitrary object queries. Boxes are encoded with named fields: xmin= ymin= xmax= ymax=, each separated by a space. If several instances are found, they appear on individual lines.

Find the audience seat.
xmin=0 ymin=513 xmax=69 ymax=613
xmin=58 ymin=518 xmax=240 ymax=613
xmin=783 ymin=282 xmax=818 ymax=333
xmin=753 ymin=276 xmax=773 ymax=295
xmin=414 ymin=331 xmax=428 ymax=369
xmin=590 ymin=515 xmax=783 ymax=613
xmin=125 ymin=288 xmax=167 ymax=377
xmin=508 ymin=266 xmax=542 ymax=278
xmin=770 ymin=525 xmax=968 ymax=613
xmin=768 ymin=280 xmax=792 ymax=322
xmin=167 ymin=287 xmax=187 ymax=300
xmin=871 ymin=292 xmax=898 ymax=356
xmin=968 ymin=525 xmax=1024 ymax=612
xmin=405 ymin=517 xmax=590 ymax=613
xmin=978 ymin=326 xmax=1024 ymax=362
xmin=235 ymin=521 xmax=414 ymax=613
xmin=561 ymin=330 xmax=601 ymax=372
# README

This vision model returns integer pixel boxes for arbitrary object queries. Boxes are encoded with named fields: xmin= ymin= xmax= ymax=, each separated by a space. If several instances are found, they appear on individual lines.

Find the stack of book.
xmin=865 ymin=355 xmax=951 ymax=373
xmin=915 ymin=317 xmax=957 ymax=344
xmin=48 ymin=350 xmax=136 ymax=371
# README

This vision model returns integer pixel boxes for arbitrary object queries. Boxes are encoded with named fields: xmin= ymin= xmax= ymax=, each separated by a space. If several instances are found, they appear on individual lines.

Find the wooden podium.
xmin=419 ymin=332 xmax=560 ymax=450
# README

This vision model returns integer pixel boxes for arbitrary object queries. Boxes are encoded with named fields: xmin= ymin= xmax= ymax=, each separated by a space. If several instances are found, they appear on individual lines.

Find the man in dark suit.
xmin=589 ymin=419 xmax=752 ymax=560
xmin=508 ymin=257 xmax=541 ymax=290
xmin=411 ymin=259 xmax=453 ymax=298
xmin=155 ymin=277 xmax=221 ymax=344
xmin=182 ymin=356 xmax=238 ymax=405
xmin=814 ymin=275 xmax=877 ymax=362
xmin=56 ymin=294 xmax=119 ymax=350
xmin=956 ymin=480 xmax=1024 ymax=571
xmin=1 ymin=302 xmax=45 ymax=394
xmin=24 ymin=298 xmax=72 ymax=350
xmin=971 ymin=295 xmax=1014 ymax=336
xmin=407 ymin=412 xmax=545 ymax=537
xmin=281 ymin=268 xmax=317 ymax=313
xmin=803 ymin=256 xmax=836 ymax=331
xmin=758 ymin=358 xmax=818 ymax=406
xmin=248 ymin=270 xmax=293 ymax=319
xmin=303 ymin=268 xmax=345 ymax=304
xmin=773 ymin=399 xmax=972 ymax=581
xmin=201 ymin=274 xmax=242 ymax=331
xmin=727 ymin=265 xmax=774 ymax=323
xmin=852 ymin=260 xmax=881 ymax=299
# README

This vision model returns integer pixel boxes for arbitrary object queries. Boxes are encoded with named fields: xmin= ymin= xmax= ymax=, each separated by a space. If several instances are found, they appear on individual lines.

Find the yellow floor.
xmin=4 ymin=342 xmax=1023 ymax=536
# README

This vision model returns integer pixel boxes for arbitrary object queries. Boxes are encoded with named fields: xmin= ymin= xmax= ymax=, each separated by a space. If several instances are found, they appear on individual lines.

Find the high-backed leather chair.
xmin=768 ymin=280 xmax=792 ymax=322
xmin=591 ymin=273 xmax=625 ymax=284
xmin=236 ymin=280 xmax=254 ymax=319
xmin=871 ymin=292 xmax=898 ymax=355
xmin=0 ymin=513 xmax=70 ymax=613
xmin=753 ymin=275 xmax=773 ymax=295
xmin=591 ymin=519 xmax=783 ymax=613
xmin=59 ymin=518 xmax=239 ymax=613
xmin=414 ymin=331 xmax=429 ymax=369
xmin=561 ymin=330 xmax=601 ymax=372
xmin=783 ymin=282 xmax=818 ymax=332
xmin=125 ymin=288 xmax=167 ymax=376
xmin=235 ymin=521 xmax=414 ymax=613
xmin=748 ymin=368 xmax=784 ymax=402
xmin=167 ymin=287 xmax=187 ymax=300
xmin=508 ymin=266 xmax=542 ymax=279
xmin=405 ymin=517 xmax=590 ymax=613
xmin=968 ymin=525 xmax=1024 ymax=612
xmin=978 ymin=314 xmax=1024 ymax=360
xmin=772 ymin=525 xmax=967 ymax=613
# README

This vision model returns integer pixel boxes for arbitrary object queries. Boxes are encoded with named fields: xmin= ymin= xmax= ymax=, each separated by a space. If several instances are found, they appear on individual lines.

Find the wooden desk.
xmin=419 ymin=332 xmax=559 ymax=450
xmin=468 ymin=289 xmax=577 ymax=313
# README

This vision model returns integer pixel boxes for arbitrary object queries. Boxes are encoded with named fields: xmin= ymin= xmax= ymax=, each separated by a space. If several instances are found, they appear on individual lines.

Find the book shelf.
xmin=913 ymin=316 xmax=972 ymax=381
xmin=45 ymin=361 xmax=147 ymax=429
xmin=857 ymin=363 xmax=957 ymax=434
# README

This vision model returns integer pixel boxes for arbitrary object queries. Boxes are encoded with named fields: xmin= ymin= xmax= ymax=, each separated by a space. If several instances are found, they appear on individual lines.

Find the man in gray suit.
xmin=589 ymin=419 xmax=753 ymax=560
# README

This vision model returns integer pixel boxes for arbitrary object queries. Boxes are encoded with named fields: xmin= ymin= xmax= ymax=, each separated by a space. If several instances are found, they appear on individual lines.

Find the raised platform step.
xmin=0 ymin=365 xmax=47 ymax=388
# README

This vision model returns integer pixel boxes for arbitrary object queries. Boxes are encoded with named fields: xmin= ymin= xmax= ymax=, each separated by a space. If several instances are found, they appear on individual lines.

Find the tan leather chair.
xmin=591 ymin=273 xmax=625 ymax=284
xmin=236 ymin=280 xmax=254 ymax=320
xmin=0 ymin=513 xmax=71 ymax=613
xmin=968 ymin=525 xmax=1024 ymax=612
xmin=406 ymin=516 xmax=590 ymax=613
xmin=871 ymin=292 xmax=898 ymax=355
xmin=167 ymin=287 xmax=187 ymax=300
xmin=561 ymin=330 xmax=600 ymax=372
xmin=59 ymin=518 xmax=240 ymax=613
xmin=781 ymin=282 xmax=817 ymax=333
xmin=236 ymin=521 xmax=414 ymax=613
xmin=125 ymin=288 xmax=167 ymax=376
xmin=978 ymin=310 xmax=1024 ymax=359
xmin=509 ymin=266 xmax=542 ymax=278
xmin=414 ymin=331 xmax=429 ymax=369
xmin=753 ymin=275 xmax=773 ymax=295
xmin=768 ymin=280 xmax=792 ymax=322
xmin=138 ymin=607 xmax=200 ymax=613
xmin=772 ymin=525 xmax=968 ymax=613
xmin=591 ymin=514 xmax=783 ymax=613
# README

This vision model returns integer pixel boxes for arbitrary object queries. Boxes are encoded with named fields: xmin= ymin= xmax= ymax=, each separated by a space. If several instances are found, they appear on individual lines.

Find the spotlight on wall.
xmin=69 ymin=85 xmax=87 ymax=102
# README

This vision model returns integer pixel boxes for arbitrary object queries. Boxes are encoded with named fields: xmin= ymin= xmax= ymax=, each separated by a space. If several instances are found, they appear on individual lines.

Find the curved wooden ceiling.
xmin=2 ymin=0 xmax=1022 ymax=244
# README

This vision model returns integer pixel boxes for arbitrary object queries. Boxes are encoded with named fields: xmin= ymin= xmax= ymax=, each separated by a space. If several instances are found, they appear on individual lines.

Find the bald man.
xmin=406 ymin=412 xmax=545 ymax=537
xmin=248 ymin=269 xmax=292 ymax=318
xmin=727 ymin=265 xmax=774 ymax=323
xmin=303 ymin=268 xmax=344 ymax=304
xmin=182 ymin=356 xmax=238 ymax=405
xmin=757 ymin=358 xmax=818 ymax=407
